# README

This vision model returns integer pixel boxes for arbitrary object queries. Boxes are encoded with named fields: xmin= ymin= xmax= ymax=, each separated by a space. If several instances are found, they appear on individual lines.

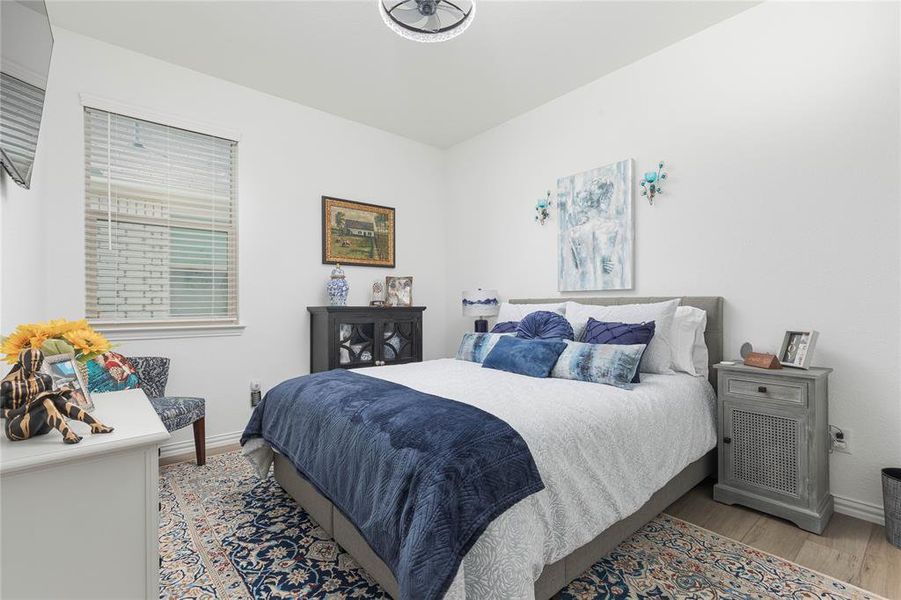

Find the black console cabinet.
xmin=307 ymin=306 xmax=425 ymax=373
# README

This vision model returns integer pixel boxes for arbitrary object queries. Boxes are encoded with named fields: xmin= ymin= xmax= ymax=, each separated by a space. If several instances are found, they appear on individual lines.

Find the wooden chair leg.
xmin=192 ymin=417 xmax=206 ymax=466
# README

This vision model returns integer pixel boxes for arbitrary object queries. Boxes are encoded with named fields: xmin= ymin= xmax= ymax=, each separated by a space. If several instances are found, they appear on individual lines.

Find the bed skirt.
xmin=273 ymin=448 xmax=717 ymax=600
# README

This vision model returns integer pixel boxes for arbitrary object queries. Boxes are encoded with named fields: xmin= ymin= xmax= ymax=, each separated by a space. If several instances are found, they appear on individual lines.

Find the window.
xmin=84 ymin=107 xmax=238 ymax=326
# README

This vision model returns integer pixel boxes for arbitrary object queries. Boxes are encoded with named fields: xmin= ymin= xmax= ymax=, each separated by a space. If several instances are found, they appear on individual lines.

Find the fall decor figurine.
xmin=1 ymin=348 xmax=114 ymax=444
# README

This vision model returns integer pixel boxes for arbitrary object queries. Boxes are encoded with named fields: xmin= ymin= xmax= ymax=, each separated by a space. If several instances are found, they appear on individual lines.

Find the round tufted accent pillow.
xmin=490 ymin=321 xmax=519 ymax=334
xmin=515 ymin=311 xmax=575 ymax=341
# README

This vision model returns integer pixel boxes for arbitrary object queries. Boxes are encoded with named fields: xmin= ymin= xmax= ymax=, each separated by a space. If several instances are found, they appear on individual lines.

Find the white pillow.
xmin=496 ymin=302 xmax=565 ymax=323
xmin=564 ymin=298 xmax=681 ymax=374
xmin=671 ymin=306 xmax=708 ymax=378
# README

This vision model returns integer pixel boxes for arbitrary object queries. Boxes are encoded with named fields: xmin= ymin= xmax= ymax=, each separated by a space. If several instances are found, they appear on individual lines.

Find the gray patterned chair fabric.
xmin=130 ymin=356 xmax=206 ymax=464
xmin=147 ymin=396 xmax=205 ymax=433
xmin=128 ymin=356 xmax=170 ymax=399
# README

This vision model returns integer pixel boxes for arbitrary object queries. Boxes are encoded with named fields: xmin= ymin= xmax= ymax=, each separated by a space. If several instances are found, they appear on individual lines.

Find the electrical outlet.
xmin=829 ymin=426 xmax=851 ymax=454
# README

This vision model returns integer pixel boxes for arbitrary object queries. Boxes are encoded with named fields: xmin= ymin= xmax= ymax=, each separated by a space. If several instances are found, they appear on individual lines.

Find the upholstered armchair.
xmin=129 ymin=356 xmax=206 ymax=465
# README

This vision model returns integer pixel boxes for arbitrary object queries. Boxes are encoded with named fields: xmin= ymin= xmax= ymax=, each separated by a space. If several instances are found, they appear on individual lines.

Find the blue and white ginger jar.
xmin=327 ymin=264 xmax=349 ymax=306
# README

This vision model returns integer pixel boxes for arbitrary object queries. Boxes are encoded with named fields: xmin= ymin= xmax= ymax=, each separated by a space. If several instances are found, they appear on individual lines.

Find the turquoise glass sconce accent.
xmin=534 ymin=190 xmax=553 ymax=225
xmin=640 ymin=161 xmax=667 ymax=205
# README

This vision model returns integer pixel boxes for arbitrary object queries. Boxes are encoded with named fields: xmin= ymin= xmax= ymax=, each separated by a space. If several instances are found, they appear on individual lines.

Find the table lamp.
xmin=462 ymin=289 xmax=499 ymax=333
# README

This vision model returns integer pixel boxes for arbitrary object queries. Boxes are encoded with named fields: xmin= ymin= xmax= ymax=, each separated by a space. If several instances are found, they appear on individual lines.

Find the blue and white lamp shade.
xmin=462 ymin=289 xmax=499 ymax=317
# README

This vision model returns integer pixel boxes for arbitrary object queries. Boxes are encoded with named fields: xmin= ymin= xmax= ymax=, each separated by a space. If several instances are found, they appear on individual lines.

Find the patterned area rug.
xmin=161 ymin=451 xmax=881 ymax=599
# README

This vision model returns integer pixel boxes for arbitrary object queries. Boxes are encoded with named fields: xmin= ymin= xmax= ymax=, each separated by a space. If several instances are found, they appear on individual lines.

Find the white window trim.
xmin=81 ymin=95 xmax=243 ymax=339
xmin=94 ymin=321 xmax=246 ymax=342
xmin=79 ymin=93 xmax=242 ymax=142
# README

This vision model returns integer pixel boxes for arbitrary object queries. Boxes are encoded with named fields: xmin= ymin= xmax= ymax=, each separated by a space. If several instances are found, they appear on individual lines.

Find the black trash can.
xmin=882 ymin=468 xmax=901 ymax=548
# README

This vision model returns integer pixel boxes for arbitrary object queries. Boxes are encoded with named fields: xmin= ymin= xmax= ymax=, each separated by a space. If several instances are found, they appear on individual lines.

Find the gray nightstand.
xmin=713 ymin=362 xmax=833 ymax=534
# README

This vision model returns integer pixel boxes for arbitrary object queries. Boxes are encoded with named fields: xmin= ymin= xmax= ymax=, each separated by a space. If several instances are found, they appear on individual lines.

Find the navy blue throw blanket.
xmin=241 ymin=369 xmax=544 ymax=600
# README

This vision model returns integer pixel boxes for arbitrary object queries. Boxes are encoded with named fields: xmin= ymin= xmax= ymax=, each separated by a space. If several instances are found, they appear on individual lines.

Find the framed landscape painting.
xmin=322 ymin=196 xmax=396 ymax=268
xmin=557 ymin=159 xmax=633 ymax=291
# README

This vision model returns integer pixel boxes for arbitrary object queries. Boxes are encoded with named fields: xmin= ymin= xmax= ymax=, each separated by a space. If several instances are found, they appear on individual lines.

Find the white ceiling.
xmin=46 ymin=1 xmax=757 ymax=148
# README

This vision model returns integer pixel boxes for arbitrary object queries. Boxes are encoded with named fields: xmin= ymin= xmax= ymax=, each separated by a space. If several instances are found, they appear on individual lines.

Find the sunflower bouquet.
xmin=1 ymin=319 xmax=112 ymax=365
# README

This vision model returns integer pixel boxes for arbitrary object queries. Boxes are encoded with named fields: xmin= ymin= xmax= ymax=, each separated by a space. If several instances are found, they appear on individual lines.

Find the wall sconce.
xmin=534 ymin=191 xmax=553 ymax=225
xmin=640 ymin=161 xmax=668 ymax=205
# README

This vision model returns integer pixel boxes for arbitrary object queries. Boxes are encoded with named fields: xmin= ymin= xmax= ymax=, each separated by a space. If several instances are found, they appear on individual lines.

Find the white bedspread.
xmin=357 ymin=358 xmax=717 ymax=600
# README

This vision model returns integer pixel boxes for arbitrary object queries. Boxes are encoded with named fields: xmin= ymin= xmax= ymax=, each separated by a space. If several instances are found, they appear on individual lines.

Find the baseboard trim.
xmin=160 ymin=434 xmax=888 ymax=528
xmin=160 ymin=430 xmax=243 ymax=459
xmin=833 ymin=494 xmax=885 ymax=526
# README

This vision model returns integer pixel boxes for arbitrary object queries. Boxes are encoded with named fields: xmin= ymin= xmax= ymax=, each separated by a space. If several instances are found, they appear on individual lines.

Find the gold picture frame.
xmin=322 ymin=196 xmax=395 ymax=268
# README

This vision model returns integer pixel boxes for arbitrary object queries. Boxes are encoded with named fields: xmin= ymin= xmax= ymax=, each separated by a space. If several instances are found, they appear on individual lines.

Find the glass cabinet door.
xmin=336 ymin=320 xmax=376 ymax=367
xmin=380 ymin=320 xmax=417 ymax=365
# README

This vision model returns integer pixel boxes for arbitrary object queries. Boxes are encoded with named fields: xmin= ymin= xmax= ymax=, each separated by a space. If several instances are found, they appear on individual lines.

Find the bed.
xmin=250 ymin=296 xmax=723 ymax=600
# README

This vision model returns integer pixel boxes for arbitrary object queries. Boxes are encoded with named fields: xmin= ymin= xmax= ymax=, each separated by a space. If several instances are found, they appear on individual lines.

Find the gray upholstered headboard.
xmin=510 ymin=296 xmax=724 ymax=388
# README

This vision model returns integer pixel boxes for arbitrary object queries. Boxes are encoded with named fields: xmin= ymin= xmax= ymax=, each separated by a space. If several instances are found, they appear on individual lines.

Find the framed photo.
xmin=778 ymin=330 xmax=819 ymax=369
xmin=322 ymin=196 xmax=395 ymax=268
xmin=42 ymin=352 xmax=94 ymax=412
xmin=385 ymin=276 xmax=413 ymax=307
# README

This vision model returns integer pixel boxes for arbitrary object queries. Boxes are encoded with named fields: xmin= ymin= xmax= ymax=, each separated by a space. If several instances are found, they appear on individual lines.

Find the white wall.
xmin=443 ymin=2 xmax=900 ymax=514
xmin=1 ymin=28 xmax=449 ymax=452
xmin=1 ymin=2 xmax=898 ymax=517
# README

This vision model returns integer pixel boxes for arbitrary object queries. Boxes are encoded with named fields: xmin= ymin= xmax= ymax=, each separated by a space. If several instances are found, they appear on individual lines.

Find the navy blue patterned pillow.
xmin=515 ymin=311 xmax=575 ymax=341
xmin=490 ymin=321 xmax=519 ymax=334
xmin=581 ymin=319 xmax=655 ymax=383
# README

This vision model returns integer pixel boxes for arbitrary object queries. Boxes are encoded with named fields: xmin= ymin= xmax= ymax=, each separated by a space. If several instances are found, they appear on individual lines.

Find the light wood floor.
xmin=161 ymin=450 xmax=900 ymax=598
xmin=665 ymin=480 xmax=901 ymax=599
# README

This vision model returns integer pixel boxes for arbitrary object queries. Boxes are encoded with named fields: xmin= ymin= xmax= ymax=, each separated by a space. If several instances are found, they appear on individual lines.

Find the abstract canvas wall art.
xmin=557 ymin=159 xmax=633 ymax=291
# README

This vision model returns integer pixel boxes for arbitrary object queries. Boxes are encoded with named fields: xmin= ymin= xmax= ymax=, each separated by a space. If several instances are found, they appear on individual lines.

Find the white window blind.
xmin=0 ymin=72 xmax=45 ymax=184
xmin=84 ymin=107 xmax=238 ymax=325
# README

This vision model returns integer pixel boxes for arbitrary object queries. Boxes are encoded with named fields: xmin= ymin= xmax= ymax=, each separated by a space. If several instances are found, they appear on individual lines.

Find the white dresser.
xmin=1 ymin=389 xmax=170 ymax=599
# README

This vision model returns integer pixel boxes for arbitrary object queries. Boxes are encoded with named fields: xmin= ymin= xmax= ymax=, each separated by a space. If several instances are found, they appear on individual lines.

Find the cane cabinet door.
xmin=721 ymin=400 xmax=809 ymax=504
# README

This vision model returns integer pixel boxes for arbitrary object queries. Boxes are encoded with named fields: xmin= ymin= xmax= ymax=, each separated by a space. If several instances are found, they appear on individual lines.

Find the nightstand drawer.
xmin=726 ymin=376 xmax=807 ymax=406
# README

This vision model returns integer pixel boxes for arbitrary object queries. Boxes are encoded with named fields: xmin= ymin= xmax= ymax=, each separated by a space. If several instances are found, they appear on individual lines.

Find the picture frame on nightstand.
xmin=778 ymin=329 xmax=818 ymax=369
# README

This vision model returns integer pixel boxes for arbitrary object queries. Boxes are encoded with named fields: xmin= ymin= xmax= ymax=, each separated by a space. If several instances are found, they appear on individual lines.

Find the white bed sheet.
xmin=356 ymin=358 xmax=718 ymax=600
xmin=249 ymin=358 xmax=716 ymax=600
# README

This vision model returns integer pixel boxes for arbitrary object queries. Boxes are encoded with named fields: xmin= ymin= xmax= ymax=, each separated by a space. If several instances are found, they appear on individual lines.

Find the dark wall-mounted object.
xmin=0 ymin=0 xmax=54 ymax=189
xmin=308 ymin=306 xmax=424 ymax=373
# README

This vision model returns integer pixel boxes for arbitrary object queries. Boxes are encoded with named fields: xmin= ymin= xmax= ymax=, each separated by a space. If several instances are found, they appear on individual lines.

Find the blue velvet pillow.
xmin=515 ymin=311 xmax=575 ymax=341
xmin=581 ymin=319 xmax=656 ymax=383
xmin=551 ymin=341 xmax=646 ymax=389
xmin=490 ymin=321 xmax=519 ymax=334
xmin=482 ymin=336 xmax=568 ymax=378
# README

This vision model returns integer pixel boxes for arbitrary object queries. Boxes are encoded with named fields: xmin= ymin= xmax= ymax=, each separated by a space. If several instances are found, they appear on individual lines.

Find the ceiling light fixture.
xmin=379 ymin=0 xmax=475 ymax=43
